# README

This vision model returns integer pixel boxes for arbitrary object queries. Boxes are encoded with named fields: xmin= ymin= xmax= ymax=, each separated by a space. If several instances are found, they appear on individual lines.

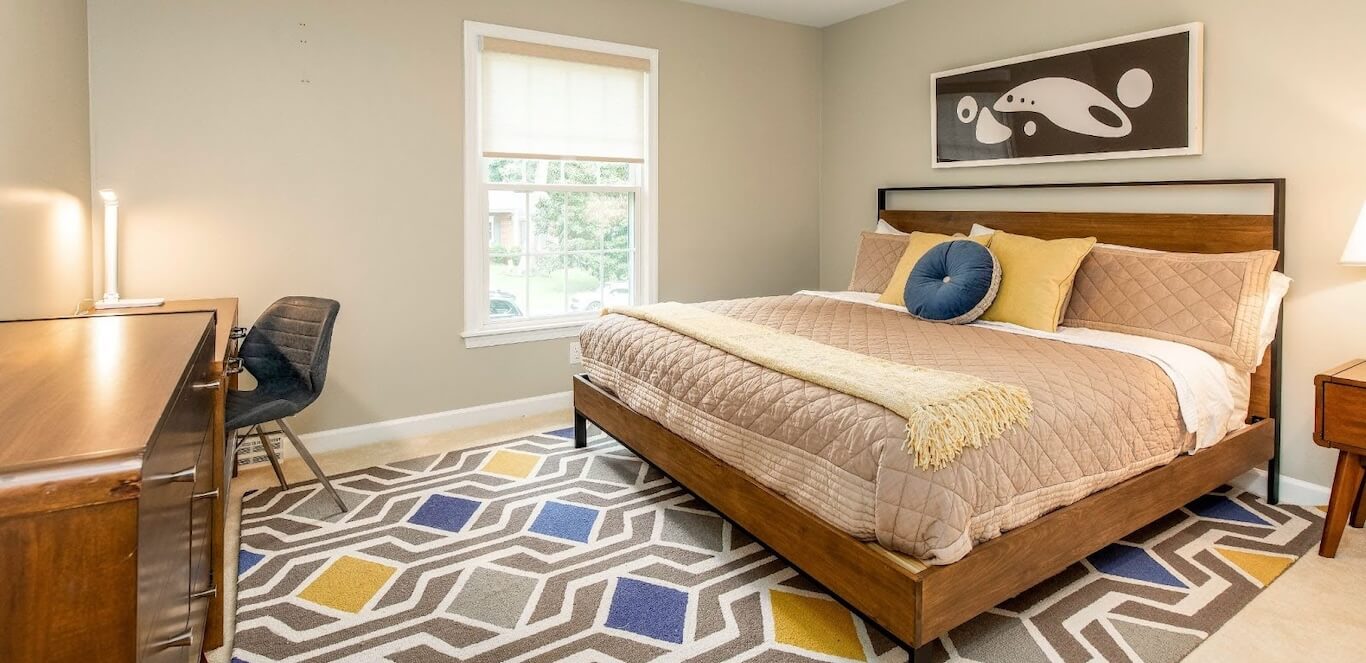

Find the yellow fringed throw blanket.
xmin=605 ymin=302 xmax=1033 ymax=470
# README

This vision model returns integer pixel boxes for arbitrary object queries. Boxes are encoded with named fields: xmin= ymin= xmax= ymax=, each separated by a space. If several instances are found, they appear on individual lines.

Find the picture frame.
xmin=930 ymin=23 xmax=1204 ymax=168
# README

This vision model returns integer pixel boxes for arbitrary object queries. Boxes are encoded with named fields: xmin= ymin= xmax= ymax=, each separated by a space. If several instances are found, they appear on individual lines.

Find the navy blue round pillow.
xmin=903 ymin=240 xmax=1001 ymax=324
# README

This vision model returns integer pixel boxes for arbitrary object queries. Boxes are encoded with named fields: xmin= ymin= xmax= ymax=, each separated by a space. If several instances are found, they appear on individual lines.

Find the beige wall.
xmin=821 ymin=0 xmax=1366 ymax=488
xmin=87 ymin=0 xmax=822 ymax=433
xmin=76 ymin=0 xmax=1353 ymax=489
xmin=0 ymin=0 xmax=92 ymax=320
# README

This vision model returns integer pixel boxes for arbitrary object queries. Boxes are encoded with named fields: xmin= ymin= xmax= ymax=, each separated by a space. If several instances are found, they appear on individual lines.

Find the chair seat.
xmin=226 ymin=388 xmax=305 ymax=430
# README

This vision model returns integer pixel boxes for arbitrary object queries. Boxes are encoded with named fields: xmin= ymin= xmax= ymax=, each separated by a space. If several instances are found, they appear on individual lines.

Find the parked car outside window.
xmin=570 ymin=283 xmax=630 ymax=312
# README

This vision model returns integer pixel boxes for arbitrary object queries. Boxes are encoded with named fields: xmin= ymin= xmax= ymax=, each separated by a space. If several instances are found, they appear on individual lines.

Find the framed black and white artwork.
xmin=931 ymin=23 xmax=1203 ymax=168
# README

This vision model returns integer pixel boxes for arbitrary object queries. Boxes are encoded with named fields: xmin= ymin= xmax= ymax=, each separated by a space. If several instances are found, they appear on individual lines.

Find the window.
xmin=463 ymin=22 xmax=658 ymax=347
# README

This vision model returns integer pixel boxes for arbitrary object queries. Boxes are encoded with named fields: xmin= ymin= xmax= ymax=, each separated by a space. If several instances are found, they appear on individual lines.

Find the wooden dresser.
xmin=78 ymin=298 xmax=242 ymax=654
xmin=0 ymin=312 xmax=221 ymax=662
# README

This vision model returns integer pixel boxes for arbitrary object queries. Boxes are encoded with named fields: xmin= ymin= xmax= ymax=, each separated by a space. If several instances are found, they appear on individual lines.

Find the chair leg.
xmin=255 ymin=424 xmax=290 ymax=490
xmin=277 ymin=419 xmax=348 ymax=513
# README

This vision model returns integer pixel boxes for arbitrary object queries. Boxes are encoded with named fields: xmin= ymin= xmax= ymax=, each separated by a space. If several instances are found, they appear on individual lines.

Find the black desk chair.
xmin=228 ymin=296 xmax=347 ymax=512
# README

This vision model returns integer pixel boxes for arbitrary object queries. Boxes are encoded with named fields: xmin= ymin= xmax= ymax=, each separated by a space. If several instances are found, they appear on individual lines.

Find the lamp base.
xmin=94 ymin=297 xmax=166 ymax=310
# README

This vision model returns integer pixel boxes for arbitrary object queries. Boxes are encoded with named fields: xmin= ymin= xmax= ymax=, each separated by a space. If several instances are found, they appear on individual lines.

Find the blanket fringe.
xmin=903 ymin=383 xmax=1034 ymax=471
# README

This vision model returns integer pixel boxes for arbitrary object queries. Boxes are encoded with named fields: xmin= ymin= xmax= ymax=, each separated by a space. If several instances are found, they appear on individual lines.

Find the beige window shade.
xmin=480 ymin=37 xmax=648 ymax=163
xmin=482 ymin=37 xmax=650 ymax=72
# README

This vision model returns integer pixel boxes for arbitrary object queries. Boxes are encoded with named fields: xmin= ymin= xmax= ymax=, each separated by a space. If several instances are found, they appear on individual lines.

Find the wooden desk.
xmin=81 ymin=299 xmax=241 ymax=653
xmin=1313 ymin=359 xmax=1366 ymax=557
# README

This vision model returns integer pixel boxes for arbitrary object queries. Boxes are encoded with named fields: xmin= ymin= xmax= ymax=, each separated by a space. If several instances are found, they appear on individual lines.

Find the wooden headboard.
xmin=878 ymin=179 xmax=1286 ymax=498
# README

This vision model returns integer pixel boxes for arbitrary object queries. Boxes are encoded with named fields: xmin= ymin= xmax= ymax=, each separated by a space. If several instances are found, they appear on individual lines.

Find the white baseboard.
xmin=1230 ymin=467 xmax=1331 ymax=506
xmin=277 ymin=393 xmax=1333 ymax=508
xmin=294 ymin=391 xmax=572 ymax=455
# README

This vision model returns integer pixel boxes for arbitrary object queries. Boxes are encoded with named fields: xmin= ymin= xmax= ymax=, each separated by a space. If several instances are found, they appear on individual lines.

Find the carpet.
xmin=232 ymin=428 xmax=1321 ymax=662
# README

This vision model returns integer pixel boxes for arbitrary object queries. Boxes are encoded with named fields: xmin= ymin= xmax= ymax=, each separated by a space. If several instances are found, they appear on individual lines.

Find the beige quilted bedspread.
xmin=580 ymin=294 xmax=1195 ymax=564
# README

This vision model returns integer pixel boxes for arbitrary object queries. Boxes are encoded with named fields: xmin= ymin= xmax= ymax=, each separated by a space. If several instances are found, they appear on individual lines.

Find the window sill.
xmin=462 ymin=319 xmax=588 ymax=348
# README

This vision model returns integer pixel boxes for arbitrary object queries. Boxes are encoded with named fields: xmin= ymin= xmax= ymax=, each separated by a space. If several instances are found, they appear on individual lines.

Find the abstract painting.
xmin=932 ymin=23 xmax=1203 ymax=168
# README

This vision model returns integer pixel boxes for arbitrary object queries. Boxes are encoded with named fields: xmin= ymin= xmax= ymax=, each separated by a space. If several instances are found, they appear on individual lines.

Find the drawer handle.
xmin=224 ymin=357 xmax=245 ymax=375
xmin=158 ymin=629 xmax=194 ymax=649
xmin=153 ymin=466 xmax=196 ymax=484
xmin=193 ymin=379 xmax=222 ymax=391
xmin=230 ymin=326 xmax=248 ymax=340
xmin=190 ymin=586 xmax=217 ymax=600
xmin=192 ymin=488 xmax=219 ymax=501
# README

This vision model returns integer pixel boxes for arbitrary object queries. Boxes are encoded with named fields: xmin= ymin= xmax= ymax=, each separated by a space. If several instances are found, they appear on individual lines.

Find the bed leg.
xmin=573 ymin=410 xmax=588 ymax=449
xmin=1266 ymin=455 xmax=1280 ymax=505
xmin=907 ymin=640 xmax=938 ymax=662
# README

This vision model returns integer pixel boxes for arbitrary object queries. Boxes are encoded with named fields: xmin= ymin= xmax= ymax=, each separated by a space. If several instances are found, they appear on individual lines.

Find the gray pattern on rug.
xmin=232 ymin=429 xmax=1321 ymax=662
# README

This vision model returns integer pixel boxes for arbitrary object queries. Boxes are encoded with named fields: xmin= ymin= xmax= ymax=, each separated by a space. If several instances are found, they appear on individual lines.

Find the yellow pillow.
xmin=877 ymin=231 xmax=993 ymax=307
xmin=980 ymin=231 xmax=1096 ymax=332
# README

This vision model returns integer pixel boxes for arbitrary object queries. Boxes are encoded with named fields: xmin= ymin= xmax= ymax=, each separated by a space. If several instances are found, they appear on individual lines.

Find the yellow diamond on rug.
xmin=298 ymin=555 xmax=397 ymax=613
xmin=1215 ymin=547 xmax=1294 ymax=587
xmin=481 ymin=449 xmax=541 ymax=478
xmin=769 ymin=589 xmax=867 ymax=661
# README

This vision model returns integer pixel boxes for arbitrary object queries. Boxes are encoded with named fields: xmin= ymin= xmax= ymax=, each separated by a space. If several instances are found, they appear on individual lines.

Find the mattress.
xmin=579 ymin=292 xmax=1246 ymax=564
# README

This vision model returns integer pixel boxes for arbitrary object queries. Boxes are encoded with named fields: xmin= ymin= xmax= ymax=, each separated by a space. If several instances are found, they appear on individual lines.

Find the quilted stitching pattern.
xmin=1062 ymin=246 xmax=1278 ymax=370
xmin=847 ymin=232 xmax=910 ymax=293
xmin=580 ymin=294 xmax=1193 ymax=564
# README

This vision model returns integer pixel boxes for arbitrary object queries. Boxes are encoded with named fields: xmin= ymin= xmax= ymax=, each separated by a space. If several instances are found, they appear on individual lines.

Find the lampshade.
xmin=1342 ymin=202 xmax=1366 ymax=266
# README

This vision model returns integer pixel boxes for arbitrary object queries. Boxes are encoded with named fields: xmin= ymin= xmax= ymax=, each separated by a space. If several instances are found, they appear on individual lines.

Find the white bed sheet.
xmin=797 ymin=290 xmax=1251 ymax=449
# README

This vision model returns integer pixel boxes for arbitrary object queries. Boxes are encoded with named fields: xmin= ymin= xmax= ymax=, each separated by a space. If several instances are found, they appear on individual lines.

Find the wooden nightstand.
xmin=1313 ymin=360 xmax=1366 ymax=557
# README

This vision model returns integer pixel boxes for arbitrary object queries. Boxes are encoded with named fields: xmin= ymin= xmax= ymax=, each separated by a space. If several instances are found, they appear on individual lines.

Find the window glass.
xmin=468 ymin=29 xmax=653 ymax=341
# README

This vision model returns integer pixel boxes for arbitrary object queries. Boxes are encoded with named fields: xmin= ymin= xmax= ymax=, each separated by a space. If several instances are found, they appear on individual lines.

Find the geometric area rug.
xmin=232 ymin=428 xmax=1322 ymax=663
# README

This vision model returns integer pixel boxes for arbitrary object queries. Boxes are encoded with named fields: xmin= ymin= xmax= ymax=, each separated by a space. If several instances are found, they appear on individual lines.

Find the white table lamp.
xmin=1341 ymin=202 xmax=1366 ymax=266
xmin=93 ymin=189 xmax=164 ymax=309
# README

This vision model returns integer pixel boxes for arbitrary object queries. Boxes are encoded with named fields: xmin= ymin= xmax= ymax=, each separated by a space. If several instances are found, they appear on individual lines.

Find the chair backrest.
xmin=240 ymin=296 xmax=341 ymax=404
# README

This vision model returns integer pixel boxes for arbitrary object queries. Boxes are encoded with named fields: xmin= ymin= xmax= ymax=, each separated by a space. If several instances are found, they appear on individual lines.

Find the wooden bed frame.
xmin=572 ymin=179 xmax=1285 ymax=659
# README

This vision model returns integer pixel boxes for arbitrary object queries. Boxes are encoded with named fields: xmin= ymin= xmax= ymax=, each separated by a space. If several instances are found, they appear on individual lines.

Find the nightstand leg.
xmin=1351 ymin=470 xmax=1366 ymax=528
xmin=1321 ymin=451 xmax=1365 ymax=557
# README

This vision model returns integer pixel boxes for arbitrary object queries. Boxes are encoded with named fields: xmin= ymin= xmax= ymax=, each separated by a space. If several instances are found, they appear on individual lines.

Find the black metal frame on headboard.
xmin=877 ymin=178 xmax=1287 ymax=504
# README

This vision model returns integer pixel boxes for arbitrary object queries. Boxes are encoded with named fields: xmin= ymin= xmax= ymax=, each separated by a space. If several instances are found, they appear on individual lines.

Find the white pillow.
xmin=973 ymin=223 xmax=1288 ymax=366
xmin=876 ymin=219 xmax=908 ymax=235
xmin=1256 ymin=271 xmax=1290 ymax=364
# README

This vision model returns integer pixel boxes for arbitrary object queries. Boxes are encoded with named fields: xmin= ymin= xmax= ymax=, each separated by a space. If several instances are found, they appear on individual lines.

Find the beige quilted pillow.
xmin=848 ymin=231 xmax=910 ymax=293
xmin=1061 ymin=246 xmax=1280 ymax=370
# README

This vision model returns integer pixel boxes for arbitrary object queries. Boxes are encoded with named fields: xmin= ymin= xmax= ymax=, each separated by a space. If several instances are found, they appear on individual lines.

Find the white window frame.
xmin=461 ymin=21 xmax=659 ymax=348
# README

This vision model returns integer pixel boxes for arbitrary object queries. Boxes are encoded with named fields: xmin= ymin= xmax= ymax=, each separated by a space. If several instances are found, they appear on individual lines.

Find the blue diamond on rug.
xmin=409 ymin=494 xmax=481 ymax=533
xmin=546 ymin=426 xmax=577 ymax=439
xmin=1089 ymin=543 xmax=1186 ymax=588
xmin=1186 ymin=494 xmax=1269 ymax=526
xmin=529 ymin=501 xmax=599 ymax=543
xmin=238 ymin=549 xmax=265 ymax=575
xmin=605 ymin=577 xmax=689 ymax=643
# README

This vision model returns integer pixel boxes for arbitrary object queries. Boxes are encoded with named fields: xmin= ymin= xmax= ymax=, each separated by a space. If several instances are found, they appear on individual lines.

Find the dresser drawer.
xmin=143 ymin=333 xmax=218 ymax=481
xmin=1321 ymin=383 xmax=1366 ymax=448
xmin=185 ymin=437 xmax=217 ymax=657
xmin=137 ymin=325 xmax=216 ymax=662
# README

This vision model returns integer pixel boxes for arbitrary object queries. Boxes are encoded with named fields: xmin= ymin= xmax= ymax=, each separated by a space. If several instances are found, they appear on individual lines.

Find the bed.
xmin=570 ymin=179 xmax=1285 ymax=658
